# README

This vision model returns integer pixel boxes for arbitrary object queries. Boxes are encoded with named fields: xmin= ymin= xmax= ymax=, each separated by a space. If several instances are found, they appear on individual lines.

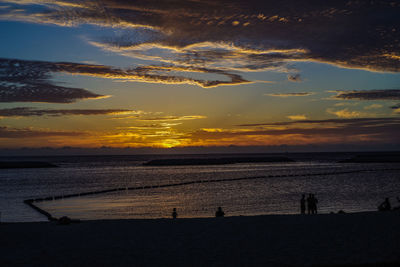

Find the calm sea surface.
xmin=1 ymin=153 xmax=399 ymax=222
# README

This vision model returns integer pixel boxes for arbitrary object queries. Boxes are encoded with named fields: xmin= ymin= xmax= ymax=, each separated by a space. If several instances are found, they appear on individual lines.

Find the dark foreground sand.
xmin=1 ymin=212 xmax=399 ymax=267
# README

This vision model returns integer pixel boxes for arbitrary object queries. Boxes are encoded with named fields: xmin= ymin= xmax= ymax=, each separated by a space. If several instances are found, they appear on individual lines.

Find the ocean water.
xmin=0 ymin=153 xmax=399 ymax=222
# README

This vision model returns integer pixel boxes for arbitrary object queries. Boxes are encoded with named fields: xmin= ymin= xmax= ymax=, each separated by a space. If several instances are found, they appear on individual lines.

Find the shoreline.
xmin=2 ymin=211 xmax=399 ymax=266
xmin=1 ymin=210 xmax=391 ymax=224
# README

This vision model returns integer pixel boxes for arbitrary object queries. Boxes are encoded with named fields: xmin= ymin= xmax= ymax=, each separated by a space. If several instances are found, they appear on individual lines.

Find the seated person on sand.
xmin=172 ymin=208 xmax=178 ymax=219
xmin=378 ymin=198 xmax=391 ymax=211
xmin=215 ymin=207 xmax=225 ymax=217
xmin=393 ymin=197 xmax=400 ymax=210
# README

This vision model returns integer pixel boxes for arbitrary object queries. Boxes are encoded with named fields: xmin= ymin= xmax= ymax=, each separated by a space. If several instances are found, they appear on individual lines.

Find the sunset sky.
xmin=1 ymin=0 xmax=400 ymax=151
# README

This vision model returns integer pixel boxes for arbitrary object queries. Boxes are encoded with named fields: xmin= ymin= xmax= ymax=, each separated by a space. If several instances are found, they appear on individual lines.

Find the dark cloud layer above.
xmin=333 ymin=89 xmax=400 ymax=100
xmin=0 ymin=107 xmax=133 ymax=117
xmin=0 ymin=126 xmax=84 ymax=138
xmin=0 ymin=58 xmax=250 ymax=104
xmin=1 ymin=0 xmax=399 ymax=73
xmin=0 ymin=58 xmax=107 ymax=103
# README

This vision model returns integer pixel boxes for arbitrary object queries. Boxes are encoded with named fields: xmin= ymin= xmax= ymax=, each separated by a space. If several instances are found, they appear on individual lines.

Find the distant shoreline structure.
xmin=143 ymin=156 xmax=295 ymax=166
xmin=0 ymin=161 xmax=58 ymax=169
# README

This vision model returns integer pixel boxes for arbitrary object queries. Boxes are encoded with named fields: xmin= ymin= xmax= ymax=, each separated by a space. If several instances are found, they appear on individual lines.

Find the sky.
xmin=0 ymin=0 xmax=400 ymax=152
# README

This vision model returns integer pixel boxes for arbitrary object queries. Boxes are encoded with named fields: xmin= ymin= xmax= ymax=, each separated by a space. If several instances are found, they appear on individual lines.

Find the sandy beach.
xmin=1 ymin=211 xmax=399 ymax=266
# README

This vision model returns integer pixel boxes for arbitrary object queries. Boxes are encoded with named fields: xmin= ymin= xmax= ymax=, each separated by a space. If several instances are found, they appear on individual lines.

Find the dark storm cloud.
xmin=0 ymin=126 xmax=85 ymax=138
xmin=2 ymin=0 xmax=399 ymax=73
xmin=333 ymin=89 xmax=400 ymax=100
xmin=0 ymin=107 xmax=134 ymax=117
xmin=0 ymin=58 xmax=250 ymax=103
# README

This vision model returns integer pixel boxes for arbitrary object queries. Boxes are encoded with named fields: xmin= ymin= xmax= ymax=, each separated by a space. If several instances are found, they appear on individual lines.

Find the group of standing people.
xmin=378 ymin=197 xmax=400 ymax=211
xmin=300 ymin=194 xmax=318 ymax=214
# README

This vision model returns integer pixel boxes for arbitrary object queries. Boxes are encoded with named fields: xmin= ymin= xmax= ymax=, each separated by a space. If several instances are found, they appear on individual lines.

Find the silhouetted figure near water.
xmin=307 ymin=194 xmax=312 ymax=214
xmin=300 ymin=194 xmax=306 ymax=214
xmin=312 ymin=194 xmax=318 ymax=214
xmin=378 ymin=198 xmax=391 ymax=211
xmin=307 ymin=194 xmax=318 ymax=214
xmin=394 ymin=197 xmax=400 ymax=210
xmin=215 ymin=207 xmax=225 ymax=217
xmin=172 ymin=208 xmax=177 ymax=219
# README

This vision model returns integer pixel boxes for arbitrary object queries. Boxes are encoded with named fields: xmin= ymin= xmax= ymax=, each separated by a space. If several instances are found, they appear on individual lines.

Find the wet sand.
xmin=1 ymin=211 xmax=399 ymax=266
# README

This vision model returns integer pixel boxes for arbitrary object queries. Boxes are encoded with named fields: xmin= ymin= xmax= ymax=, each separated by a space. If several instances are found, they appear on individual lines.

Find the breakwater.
xmin=143 ymin=156 xmax=294 ymax=166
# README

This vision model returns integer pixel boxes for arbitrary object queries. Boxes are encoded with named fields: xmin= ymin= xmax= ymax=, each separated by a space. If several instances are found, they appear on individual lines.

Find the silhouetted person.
xmin=215 ymin=207 xmax=225 ymax=217
xmin=307 ymin=194 xmax=312 ymax=214
xmin=394 ymin=197 xmax=400 ymax=210
xmin=300 ymin=194 xmax=306 ymax=214
xmin=312 ymin=194 xmax=318 ymax=214
xmin=172 ymin=208 xmax=177 ymax=219
xmin=378 ymin=198 xmax=391 ymax=211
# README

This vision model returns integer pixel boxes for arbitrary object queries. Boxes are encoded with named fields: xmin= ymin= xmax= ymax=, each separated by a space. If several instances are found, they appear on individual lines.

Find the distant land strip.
xmin=24 ymin=167 xmax=400 ymax=221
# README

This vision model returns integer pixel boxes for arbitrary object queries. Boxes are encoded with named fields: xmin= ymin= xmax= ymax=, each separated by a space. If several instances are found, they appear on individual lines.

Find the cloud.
xmin=187 ymin=117 xmax=400 ymax=146
xmin=237 ymin=117 xmax=400 ymax=128
xmin=1 ymin=0 xmax=399 ymax=74
xmin=333 ymin=90 xmax=400 ymax=100
xmin=0 ymin=58 xmax=251 ymax=101
xmin=2 ymin=117 xmax=399 ymax=148
xmin=0 ymin=58 xmax=108 ymax=103
xmin=89 ymin=40 xmax=304 ymax=73
xmin=287 ymin=115 xmax=307 ymax=120
xmin=326 ymin=108 xmax=364 ymax=118
xmin=391 ymin=103 xmax=400 ymax=113
xmin=331 ymin=90 xmax=400 ymax=112
xmin=117 ymin=123 xmax=182 ymax=130
xmin=0 ymin=126 xmax=85 ymax=138
xmin=334 ymin=102 xmax=358 ymax=107
xmin=287 ymin=74 xmax=302 ymax=82
xmin=364 ymin=104 xmax=383 ymax=110
xmin=265 ymin=92 xmax=313 ymax=97
xmin=138 ymin=115 xmax=207 ymax=122
xmin=391 ymin=103 xmax=400 ymax=109
xmin=0 ymin=107 xmax=140 ymax=117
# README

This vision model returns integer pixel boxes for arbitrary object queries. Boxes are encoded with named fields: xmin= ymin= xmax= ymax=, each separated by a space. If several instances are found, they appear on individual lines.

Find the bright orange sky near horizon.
xmin=0 ymin=0 xmax=400 ymax=150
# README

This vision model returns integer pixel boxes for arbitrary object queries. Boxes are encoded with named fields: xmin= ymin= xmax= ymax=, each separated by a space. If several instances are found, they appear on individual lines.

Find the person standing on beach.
xmin=378 ymin=198 xmax=391 ymax=211
xmin=215 ymin=207 xmax=225 ymax=217
xmin=300 ymin=194 xmax=306 ymax=214
xmin=312 ymin=194 xmax=318 ymax=214
xmin=172 ymin=208 xmax=178 ymax=219
xmin=307 ymin=194 xmax=313 ymax=214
